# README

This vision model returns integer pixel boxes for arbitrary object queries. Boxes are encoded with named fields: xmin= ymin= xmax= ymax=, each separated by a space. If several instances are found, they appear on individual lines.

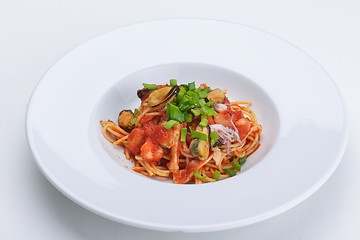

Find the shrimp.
xmin=235 ymin=118 xmax=252 ymax=140
xmin=213 ymin=110 xmax=232 ymax=128
xmin=127 ymin=128 xmax=145 ymax=155
xmin=140 ymin=139 xmax=164 ymax=163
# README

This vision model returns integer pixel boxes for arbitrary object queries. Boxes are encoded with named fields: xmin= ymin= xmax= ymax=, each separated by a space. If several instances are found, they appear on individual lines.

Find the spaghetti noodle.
xmin=100 ymin=80 xmax=262 ymax=184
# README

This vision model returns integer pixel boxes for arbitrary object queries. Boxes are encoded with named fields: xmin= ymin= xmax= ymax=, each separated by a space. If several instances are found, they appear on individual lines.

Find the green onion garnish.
xmin=179 ymin=101 xmax=196 ymax=112
xmin=198 ymin=99 xmax=206 ymax=107
xmin=166 ymin=102 xmax=185 ymax=122
xmin=200 ymin=106 xmax=209 ymax=116
xmin=213 ymin=170 xmax=220 ymax=180
xmin=210 ymin=131 xmax=220 ymax=146
xmin=180 ymin=127 xmax=187 ymax=142
xmin=170 ymin=79 xmax=177 ymax=86
xmin=175 ymin=92 xmax=185 ymax=103
xmin=194 ymin=169 xmax=206 ymax=179
xmin=184 ymin=112 xmax=193 ymax=123
xmin=224 ymin=168 xmax=236 ymax=177
xmin=179 ymin=86 xmax=187 ymax=93
xmin=190 ymin=128 xmax=207 ymax=141
xmin=199 ymin=115 xmax=208 ymax=127
xmin=209 ymin=109 xmax=217 ymax=116
xmin=133 ymin=108 xmax=138 ymax=116
xmin=142 ymin=83 xmax=157 ymax=90
xmin=205 ymin=101 xmax=214 ymax=107
xmin=197 ymin=88 xmax=209 ymax=98
xmin=162 ymin=81 xmax=218 ymax=125
xmin=239 ymin=156 xmax=247 ymax=165
xmin=232 ymin=158 xmax=241 ymax=171
xmin=130 ymin=118 xmax=136 ymax=126
xmin=180 ymin=84 xmax=189 ymax=90
xmin=188 ymin=82 xmax=195 ymax=91
xmin=163 ymin=120 xmax=179 ymax=130
xmin=191 ymin=108 xmax=201 ymax=117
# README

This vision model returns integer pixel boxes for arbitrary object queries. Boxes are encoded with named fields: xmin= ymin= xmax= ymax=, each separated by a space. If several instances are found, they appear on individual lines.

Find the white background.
xmin=1 ymin=0 xmax=359 ymax=239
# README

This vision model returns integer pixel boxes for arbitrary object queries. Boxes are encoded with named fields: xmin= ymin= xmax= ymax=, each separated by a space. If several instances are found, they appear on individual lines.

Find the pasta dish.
xmin=100 ymin=80 xmax=262 ymax=184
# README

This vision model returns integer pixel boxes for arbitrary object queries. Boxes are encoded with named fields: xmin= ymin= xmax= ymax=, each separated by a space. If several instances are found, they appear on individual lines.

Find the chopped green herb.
xmin=199 ymin=115 xmax=208 ymax=127
xmin=191 ymin=108 xmax=201 ymax=117
xmin=205 ymin=101 xmax=214 ymax=107
xmin=133 ymin=108 xmax=139 ymax=116
xmin=232 ymin=158 xmax=241 ymax=171
xmin=239 ymin=156 xmax=247 ymax=165
xmin=188 ymin=82 xmax=195 ymax=91
xmin=179 ymin=101 xmax=196 ymax=112
xmin=180 ymin=127 xmax=187 ymax=142
xmin=175 ymin=92 xmax=185 ymax=103
xmin=194 ymin=169 xmax=206 ymax=179
xmin=142 ymin=83 xmax=157 ymax=90
xmin=213 ymin=170 xmax=220 ymax=180
xmin=206 ymin=108 xmax=216 ymax=116
xmin=210 ymin=131 xmax=220 ymax=146
xmin=200 ymin=106 xmax=209 ymax=115
xmin=130 ymin=118 xmax=136 ymax=126
xmin=197 ymin=88 xmax=209 ymax=98
xmin=224 ymin=168 xmax=236 ymax=177
xmin=198 ymin=99 xmax=206 ymax=107
xmin=184 ymin=112 xmax=193 ymax=123
xmin=170 ymin=79 xmax=177 ymax=87
xmin=179 ymin=86 xmax=187 ymax=93
xmin=190 ymin=128 xmax=207 ymax=141
xmin=166 ymin=102 xmax=185 ymax=122
xmin=163 ymin=120 xmax=179 ymax=130
xmin=180 ymin=84 xmax=189 ymax=90
xmin=163 ymin=81 xmax=217 ymax=124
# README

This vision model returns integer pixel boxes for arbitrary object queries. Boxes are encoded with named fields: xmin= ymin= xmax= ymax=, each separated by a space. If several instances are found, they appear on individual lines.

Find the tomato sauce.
xmin=128 ymin=120 xmax=174 ymax=162
xmin=173 ymin=160 xmax=201 ymax=184
xmin=142 ymin=121 xmax=172 ymax=145
xmin=140 ymin=140 xmax=164 ymax=162
xmin=127 ymin=128 xmax=145 ymax=155
xmin=235 ymin=118 xmax=252 ymax=140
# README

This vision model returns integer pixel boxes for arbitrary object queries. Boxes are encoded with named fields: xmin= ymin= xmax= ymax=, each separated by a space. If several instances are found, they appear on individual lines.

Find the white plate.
xmin=26 ymin=19 xmax=347 ymax=232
